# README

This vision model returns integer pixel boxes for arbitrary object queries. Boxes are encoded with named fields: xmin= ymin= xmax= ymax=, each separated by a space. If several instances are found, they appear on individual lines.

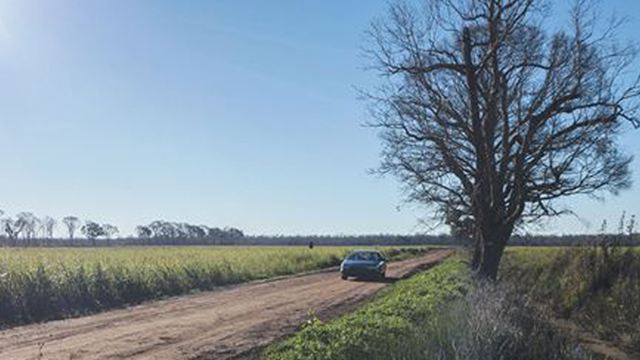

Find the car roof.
xmin=349 ymin=249 xmax=382 ymax=254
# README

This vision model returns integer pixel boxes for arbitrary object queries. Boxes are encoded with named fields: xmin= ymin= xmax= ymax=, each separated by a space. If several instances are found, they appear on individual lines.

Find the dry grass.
xmin=502 ymin=246 xmax=640 ymax=352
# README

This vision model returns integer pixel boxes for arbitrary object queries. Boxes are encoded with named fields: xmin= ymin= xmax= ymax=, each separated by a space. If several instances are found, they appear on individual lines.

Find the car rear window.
xmin=347 ymin=252 xmax=381 ymax=261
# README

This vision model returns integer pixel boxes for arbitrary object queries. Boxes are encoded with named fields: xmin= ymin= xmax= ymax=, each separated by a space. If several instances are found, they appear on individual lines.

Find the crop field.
xmin=0 ymin=246 xmax=424 ymax=328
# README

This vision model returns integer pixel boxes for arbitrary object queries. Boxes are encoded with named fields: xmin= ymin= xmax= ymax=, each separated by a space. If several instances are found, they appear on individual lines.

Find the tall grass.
xmin=429 ymin=280 xmax=594 ymax=360
xmin=502 ymin=246 xmax=640 ymax=353
xmin=0 ymin=246 xmax=421 ymax=328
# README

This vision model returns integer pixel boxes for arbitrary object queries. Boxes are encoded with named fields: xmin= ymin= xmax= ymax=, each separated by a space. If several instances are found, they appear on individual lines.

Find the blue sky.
xmin=0 ymin=0 xmax=638 ymax=236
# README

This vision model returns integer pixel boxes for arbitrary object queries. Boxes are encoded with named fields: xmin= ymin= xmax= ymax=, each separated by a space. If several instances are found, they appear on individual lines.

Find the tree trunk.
xmin=470 ymin=236 xmax=482 ymax=271
xmin=475 ymin=239 xmax=506 ymax=279
xmin=471 ymin=222 xmax=512 ymax=280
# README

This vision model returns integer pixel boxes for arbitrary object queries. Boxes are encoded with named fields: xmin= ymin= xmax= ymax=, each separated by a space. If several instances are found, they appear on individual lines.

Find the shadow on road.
xmin=348 ymin=276 xmax=398 ymax=284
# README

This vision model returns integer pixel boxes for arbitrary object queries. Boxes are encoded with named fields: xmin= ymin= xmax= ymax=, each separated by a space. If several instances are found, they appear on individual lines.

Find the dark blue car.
xmin=340 ymin=249 xmax=387 ymax=280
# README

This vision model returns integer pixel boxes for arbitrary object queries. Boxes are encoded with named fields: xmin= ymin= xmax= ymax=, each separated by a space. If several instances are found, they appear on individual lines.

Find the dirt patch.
xmin=0 ymin=249 xmax=452 ymax=360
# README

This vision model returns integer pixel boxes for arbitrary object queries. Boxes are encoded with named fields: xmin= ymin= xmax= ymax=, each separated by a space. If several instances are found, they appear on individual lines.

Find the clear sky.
xmin=0 ymin=0 xmax=638 ymax=236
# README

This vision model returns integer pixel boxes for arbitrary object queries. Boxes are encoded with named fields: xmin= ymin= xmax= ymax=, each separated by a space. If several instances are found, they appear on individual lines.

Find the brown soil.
xmin=0 ymin=249 xmax=452 ymax=360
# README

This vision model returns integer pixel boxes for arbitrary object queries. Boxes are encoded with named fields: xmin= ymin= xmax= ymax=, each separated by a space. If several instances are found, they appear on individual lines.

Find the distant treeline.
xmin=1 ymin=209 xmax=637 ymax=247
xmin=242 ymin=234 xmax=639 ymax=247
xmin=0 ymin=211 xmax=245 ymax=247
xmin=0 ymin=232 xmax=638 ymax=247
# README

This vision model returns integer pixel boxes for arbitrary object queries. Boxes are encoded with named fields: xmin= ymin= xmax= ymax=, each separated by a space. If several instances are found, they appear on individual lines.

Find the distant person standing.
xmin=308 ymin=241 xmax=314 ymax=249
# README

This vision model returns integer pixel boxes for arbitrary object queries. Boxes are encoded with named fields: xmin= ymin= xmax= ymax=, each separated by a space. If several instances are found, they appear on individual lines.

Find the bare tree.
xmin=1 ymin=217 xmax=25 ymax=246
xmin=41 ymin=216 xmax=57 ymax=239
xmin=102 ymin=224 xmax=119 ymax=246
xmin=366 ymin=0 xmax=639 ymax=278
xmin=102 ymin=224 xmax=119 ymax=239
xmin=62 ymin=216 xmax=81 ymax=241
xmin=16 ymin=212 xmax=38 ymax=245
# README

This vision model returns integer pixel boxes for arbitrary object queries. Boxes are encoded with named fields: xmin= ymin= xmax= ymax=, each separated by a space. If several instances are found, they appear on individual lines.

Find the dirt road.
xmin=0 ymin=249 xmax=452 ymax=360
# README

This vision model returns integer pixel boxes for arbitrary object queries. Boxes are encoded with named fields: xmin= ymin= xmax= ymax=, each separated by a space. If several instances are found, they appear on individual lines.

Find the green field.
xmin=0 ymin=246 xmax=424 ymax=328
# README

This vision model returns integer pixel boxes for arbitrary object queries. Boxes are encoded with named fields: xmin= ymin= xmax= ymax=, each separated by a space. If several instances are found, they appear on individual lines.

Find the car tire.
xmin=379 ymin=272 xmax=386 ymax=280
xmin=341 ymin=274 xmax=348 ymax=280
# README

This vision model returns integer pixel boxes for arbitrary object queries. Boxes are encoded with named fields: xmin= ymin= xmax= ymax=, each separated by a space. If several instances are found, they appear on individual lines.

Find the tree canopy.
xmin=366 ymin=0 xmax=639 ymax=278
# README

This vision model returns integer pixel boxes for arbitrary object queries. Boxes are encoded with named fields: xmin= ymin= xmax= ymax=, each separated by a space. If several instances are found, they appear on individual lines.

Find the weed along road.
xmin=0 ymin=249 xmax=452 ymax=360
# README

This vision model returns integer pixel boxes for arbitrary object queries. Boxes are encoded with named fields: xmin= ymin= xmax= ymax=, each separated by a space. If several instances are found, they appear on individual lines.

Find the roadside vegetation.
xmin=0 ymin=246 xmax=424 ymax=328
xmin=261 ymin=257 xmax=591 ymax=360
xmin=261 ymin=258 xmax=469 ymax=360
xmin=502 ymin=246 xmax=640 ymax=354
